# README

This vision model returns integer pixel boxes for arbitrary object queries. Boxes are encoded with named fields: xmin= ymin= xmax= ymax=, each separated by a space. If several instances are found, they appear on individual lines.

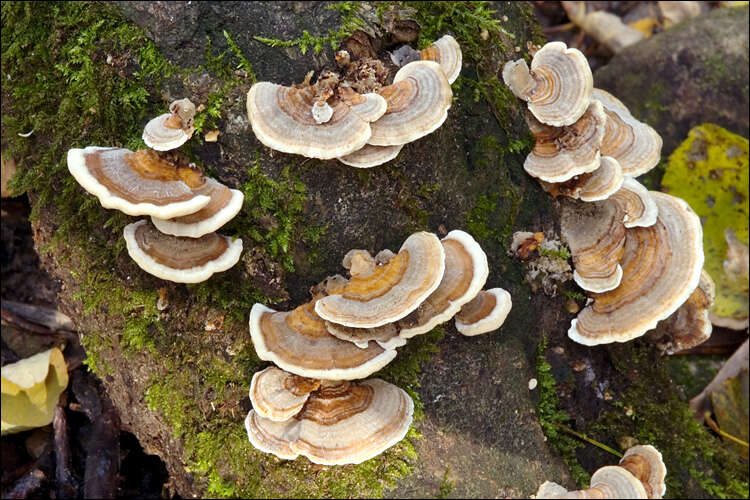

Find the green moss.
xmin=539 ymin=245 xmax=571 ymax=260
xmin=536 ymin=334 xmax=590 ymax=488
xmin=466 ymin=193 xmax=500 ymax=242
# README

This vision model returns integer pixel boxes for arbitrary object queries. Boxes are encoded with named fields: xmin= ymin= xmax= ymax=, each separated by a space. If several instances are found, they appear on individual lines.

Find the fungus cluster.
xmin=247 ymin=35 xmax=461 ymax=168
xmin=536 ymin=444 xmax=667 ymax=499
xmin=246 ymin=229 xmax=511 ymax=463
xmin=504 ymin=42 xmax=708 ymax=349
xmin=67 ymin=100 xmax=244 ymax=283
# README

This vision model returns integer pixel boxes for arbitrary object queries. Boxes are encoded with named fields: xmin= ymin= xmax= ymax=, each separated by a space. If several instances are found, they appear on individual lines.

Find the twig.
xmin=704 ymin=411 xmax=750 ymax=448
xmin=2 ymin=469 xmax=46 ymax=499
xmin=1 ymin=307 xmax=78 ymax=342
xmin=552 ymin=422 xmax=623 ymax=458
xmin=53 ymin=405 xmax=79 ymax=498
xmin=542 ymin=22 xmax=575 ymax=33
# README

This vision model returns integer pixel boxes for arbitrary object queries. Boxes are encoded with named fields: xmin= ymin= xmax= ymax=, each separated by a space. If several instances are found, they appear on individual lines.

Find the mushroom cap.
xmin=123 ymin=219 xmax=243 ymax=283
xmin=249 ymin=366 xmax=320 ymax=422
xmin=339 ymin=89 xmax=388 ymax=123
xmin=143 ymin=113 xmax=194 ymax=151
xmin=247 ymin=82 xmax=371 ymax=159
xmin=454 ymin=288 xmax=512 ymax=336
xmin=524 ymin=100 xmax=606 ymax=183
xmin=419 ymin=34 xmax=463 ymax=84
xmin=249 ymin=302 xmax=397 ymax=380
xmin=538 ymin=156 xmax=624 ymax=202
xmin=594 ymin=88 xmax=662 ymax=177
xmin=67 ymin=147 xmax=211 ymax=219
xmin=569 ymin=192 xmax=704 ymax=345
xmin=562 ymin=199 xmax=626 ymax=293
xmin=338 ymin=144 xmax=403 ymax=168
xmin=534 ymin=480 xmax=571 ymax=499
xmin=368 ymin=61 xmax=453 ymax=146
xmin=325 ymin=321 xmax=404 ymax=350
xmin=611 ymin=176 xmax=658 ymax=228
xmin=648 ymin=269 xmax=714 ymax=354
xmin=151 ymin=177 xmax=244 ymax=237
xmin=618 ymin=445 xmax=667 ymax=499
xmin=589 ymin=466 xmax=648 ymax=498
xmin=505 ymin=41 xmax=593 ymax=127
xmin=315 ymin=231 xmax=446 ymax=328
xmin=312 ymin=101 xmax=334 ymax=124
xmin=244 ymin=379 xmax=414 ymax=465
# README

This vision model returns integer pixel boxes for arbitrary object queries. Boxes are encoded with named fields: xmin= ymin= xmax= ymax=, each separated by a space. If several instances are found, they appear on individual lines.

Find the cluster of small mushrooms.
xmin=536 ymin=445 xmax=667 ymax=499
xmin=246 ymin=35 xmax=462 ymax=168
xmin=246 ymin=229 xmax=512 ymax=464
xmin=67 ymin=99 xmax=244 ymax=283
xmin=503 ymin=42 xmax=707 ymax=350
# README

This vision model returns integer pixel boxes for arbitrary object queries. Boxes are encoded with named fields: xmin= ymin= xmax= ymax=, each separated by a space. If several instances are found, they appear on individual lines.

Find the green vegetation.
xmin=539 ymin=245 xmax=572 ymax=260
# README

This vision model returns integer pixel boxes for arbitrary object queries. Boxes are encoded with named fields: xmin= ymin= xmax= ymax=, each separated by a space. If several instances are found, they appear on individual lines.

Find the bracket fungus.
xmin=368 ymin=60 xmax=453 ymax=147
xmin=142 ymin=98 xmax=196 ymax=151
xmin=67 ymin=147 xmax=211 ymax=219
xmin=502 ymin=41 xmax=593 ymax=127
xmin=594 ymin=88 xmax=662 ymax=177
xmin=610 ymin=176 xmax=659 ymax=229
xmin=569 ymin=192 xmax=704 ymax=346
xmin=245 ymin=375 xmax=413 ymax=466
xmin=249 ymin=301 xmax=397 ymax=380
xmin=249 ymin=366 xmax=320 ymax=422
xmin=150 ymin=177 xmax=244 ymax=238
xmin=315 ymin=231 xmax=446 ymax=328
xmin=1 ymin=347 xmax=69 ymax=434
xmin=539 ymin=155 xmax=624 ymax=202
xmin=338 ymin=87 xmax=388 ymax=123
xmin=418 ymin=34 xmax=463 ymax=84
xmin=454 ymin=288 xmax=512 ymax=336
xmin=123 ymin=219 xmax=242 ymax=283
xmin=524 ymin=100 xmax=606 ymax=183
xmin=562 ymin=199 xmax=626 ymax=293
xmin=337 ymin=144 xmax=403 ymax=169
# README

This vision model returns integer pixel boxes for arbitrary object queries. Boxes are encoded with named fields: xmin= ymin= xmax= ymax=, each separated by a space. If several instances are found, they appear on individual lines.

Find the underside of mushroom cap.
xmin=151 ymin=177 xmax=244 ymax=237
xmin=67 ymin=147 xmax=211 ymax=219
xmin=618 ymin=445 xmax=667 ymax=499
xmin=611 ymin=176 xmax=658 ymax=228
xmin=249 ymin=302 xmax=397 ymax=380
xmin=569 ymin=192 xmax=704 ymax=345
xmin=315 ymin=231 xmax=446 ymax=328
xmin=337 ymin=144 xmax=403 ymax=168
xmin=249 ymin=366 xmax=320 ymax=422
xmin=247 ymin=82 xmax=371 ymax=159
xmin=524 ymin=100 xmax=606 ymax=183
xmin=419 ymin=34 xmax=462 ymax=84
xmin=594 ymin=88 xmax=663 ymax=177
xmin=562 ymin=199 xmax=626 ymax=293
xmin=368 ymin=61 xmax=452 ymax=146
xmin=454 ymin=288 xmax=512 ymax=336
xmin=505 ymin=41 xmax=593 ymax=127
xmin=245 ymin=379 xmax=414 ymax=465
xmin=123 ymin=219 xmax=242 ymax=283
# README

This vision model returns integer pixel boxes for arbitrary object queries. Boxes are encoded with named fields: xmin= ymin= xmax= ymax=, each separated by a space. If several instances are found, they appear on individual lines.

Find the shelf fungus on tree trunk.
xmin=454 ymin=288 xmax=512 ymax=336
xmin=536 ymin=444 xmax=666 ymax=499
xmin=142 ymin=98 xmax=197 ymax=151
xmin=610 ymin=176 xmax=659 ymax=228
xmin=123 ymin=219 xmax=242 ymax=283
xmin=568 ymin=192 xmax=704 ymax=346
xmin=67 ymin=147 xmax=211 ymax=219
xmin=417 ymin=34 xmax=463 ymax=84
xmin=502 ymin=41 xmax=593 ymax=127
xmin=539 ymin=155 xmax=624 ymax=202
xmin=244 ymin=367 xmax=413 ymax=465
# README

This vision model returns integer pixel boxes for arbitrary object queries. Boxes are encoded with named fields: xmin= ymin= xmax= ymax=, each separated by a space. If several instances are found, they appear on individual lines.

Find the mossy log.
xmin=2 ymin=1 xmax=746 ymax=498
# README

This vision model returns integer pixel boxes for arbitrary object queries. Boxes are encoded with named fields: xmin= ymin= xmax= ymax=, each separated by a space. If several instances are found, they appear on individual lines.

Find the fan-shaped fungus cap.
xmin=123 ymin=219 xmax=242 ymax=283
xmin=67 ymin=147 xmax=211 ymax=218
xmin=244 ymin=378 xmax=413 ymax=465
xmin=151 ymin=177 xmax=244 ymax=237
xmin=562 ymin=199 xmax=626 ymax=293
xmin=594 ymin=88 xmax=662 ymax=177
xmin=503 ymin=41 xmax=593 ymax=127
xmin=249 ymin=366 xmax=320 ymax=422
xmin=247 ymin=82 xmax=371 ymax=159
xmin=315 ymin=231 xmax=446 ymax=328
xmin=419 ymin=34 xmax=462 ymax=84
xmin=142 ymin=98 xmax=196 ymax=151
xmin=541 ymin=156 xmax=624 ymax=202
xmin=524 ymin=100 xmax=606 ymax=183
xmin=611 ymin=176 xmax=658 ymax=228
xmin=454 ymin=288 xmax=512 ymax=336
xmin=569 ymin=192 xmax=704 ymax=345
xmin=618 ymin=445 xmax=667 ymax=499
xmin=648 ymin=270 xmax=714 ymax=354
xmin=249 ymin=302 xmax=397 ymax=380
xmin=589 ymin=466 xmax=648 ymax=498
xmin=339 ymin=87 xmax=388 ymax=123
xmin=368 ymin=61 xmax=452 ymax=146
xmin=338 ymin=144 xmax=403 ymax=168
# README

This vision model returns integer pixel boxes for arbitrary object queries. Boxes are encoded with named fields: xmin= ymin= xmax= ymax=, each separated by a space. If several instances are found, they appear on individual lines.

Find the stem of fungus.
xmin=704 ymin=411 xmax=750 ymax=448
xmin=552 ymin=422 xmax=624 ymax=458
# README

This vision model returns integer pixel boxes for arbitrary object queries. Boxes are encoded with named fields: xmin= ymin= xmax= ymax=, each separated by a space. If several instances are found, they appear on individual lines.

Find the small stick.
xmin=704 ymin=411 xmax=749 ymax=448
xmin=53 ymin=406 xmax=79 ymax=498
xmin=2 ymin=469 xmax=46 ymax=499
xmin=552 ymin=422 xmax=623 ymax=458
